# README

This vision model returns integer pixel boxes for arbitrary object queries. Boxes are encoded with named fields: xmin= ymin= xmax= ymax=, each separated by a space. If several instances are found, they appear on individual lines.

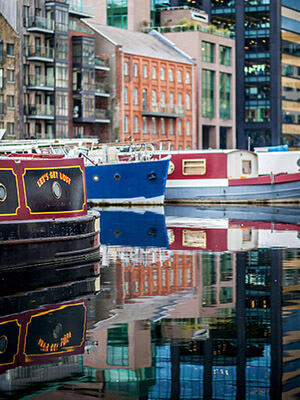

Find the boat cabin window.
xmin=242 ymin=160 xmax=252 ymax=175
xmin=183 ymin=159 xmax=206 ymax=175
xmin=183 ymin=229 xmax=206 ymax=248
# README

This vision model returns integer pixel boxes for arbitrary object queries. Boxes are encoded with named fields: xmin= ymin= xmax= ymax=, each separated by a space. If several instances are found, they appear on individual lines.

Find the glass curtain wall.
xmin=107 ymin=0 xmax=128 ymax=29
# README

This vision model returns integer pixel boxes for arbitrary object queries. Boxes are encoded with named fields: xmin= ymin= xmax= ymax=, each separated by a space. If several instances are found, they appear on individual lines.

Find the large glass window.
xmin=56 ymin=120 xmax=68 ymax=138
xmin=202 ymin=41 xmax=214 ymax=63
xmin=55 ymin=6 xmax=68 ymax=31
xmin=82 ymin=69 xmax=94 ymax=91
xmin=219 ymin=45 xmax=231 ymax=66
xmin=56 ymin=37 xmax=68 ymax=60
xmin=107 ymin=0 xmax=128 ymax=29
xmin=56 ymin=63 xmax=68 ymax=88
xmin=82 ymin=40 xmax=95 ymax=65
xmin=0 ymin=69 xmax=3 ymax=89
xmin=82 ymin=95 xmax=94 ymax=118
xmin=72 ymin=42 xmax=81 ymax=64
xmin=202 ymin=69 xmax=214 ymax=118
xmin=220 ymin=72 xmax=231 ymax=119
xmin=56 ymin=93 xmax=68 ymax=116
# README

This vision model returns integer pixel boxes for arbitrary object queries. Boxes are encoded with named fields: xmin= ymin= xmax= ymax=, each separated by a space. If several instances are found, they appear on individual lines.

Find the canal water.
xmin=1 ymin=205 xmax=300 ymax=399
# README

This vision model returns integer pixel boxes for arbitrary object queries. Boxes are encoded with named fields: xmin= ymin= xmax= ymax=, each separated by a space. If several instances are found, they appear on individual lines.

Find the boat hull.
xmin=85 ymin=158 xmax=169 ymax=205
xmin=0 ymin=210 xmax=100 ymax=268
xmin=165 ymin=174 xmax=300 ymax=204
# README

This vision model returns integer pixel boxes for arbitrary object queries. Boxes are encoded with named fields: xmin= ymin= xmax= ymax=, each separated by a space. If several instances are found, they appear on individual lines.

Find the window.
xmin=202 ymin=41 xmax=214 ymax=63
xmin=152 ymin=117 xmax=157 ymax=134
xmin=133 ymin=116 xmax=138 ymax=133
xmin=161 ymin=118 xmax=165 ymax=134
xmin=133 ymin=63 xmax=138 ymax=77
xmin=186 ymin=94 xmax=190 ymax=110
xmin=151 ymin=89 xmax=156 ymax=104
xmin=202 ymin=69 xmax=214 ymax=118
xmin=56 ymin=37 xmax=68 ymax=60
xmin=23 ymin=5 xmax=29 ymax=27
xmin=161 ymin=90 xmax=165 ymax=105
xmin=56 ymin=120 xmax=68 ymax=138
xmin=56 ymin=93 xmax=68 ymax=116
xmin=152 ymin=66 xmax=157 ymax=79
xmin=124 ymin=61 xmax=128 ymax=75
xmin=178 ymin=93 xmax=182 ymax=105
xmin=133 ymin=87 xmax=138 ymax=105
xmin=0 ymin=41 xmax=3 ymax=64
xmin=169 ymin=119 xmax=174 ymax=135
xmin=124 ymin=86 xmax=128 ymax=104
xmin=7 ymin=43 xmax=14 ymax=56
xmin=169 ymin=68 xmax=174 ymax=82
xmin=219 ymin=72 xmax=231 ymax=119
xmin=124 ymin=115 xmax=129 ymax=132
xmin=74 ymin=126 xmax=84 ymax=138
xmin=142 ymin=64 xmax=147 ymax=78
xmin=219 ymin=45 xmax=231 ymax=66
xmin=56 ymin=63 xmax=68 ymax=88
xmin=186 ymin=71 xmax=191 ymax=84
xmin=0 ymin=69 xmax=3 ymax=89
xmin=160 ymin=67 xmax=165 ymax=80
xmin=186 ymin=119 xmax=191 ymax=136
xmin=0 ymin=95 xmax=4 ymax=114
xmin=177 ymin=70 xmax=182 ymax=83
xmin=7 ymin=122 xmax=14 ymax=136
xmin=7 ymin=95 xmax=14 ymax=108
xmin=178 ymin=119 xmax=182 ymax=135
xmin=170 ymin=92 xmax=174 ymax=107
xmin=143 ymin=116 xmax=147 ymax=133
xmin=183 ymin=159 xmax=206 ymax=175
xmin=242 ymin=160 xmax=252 ymax=175
xmin=7 ymin=69 xmax=15 ymax=82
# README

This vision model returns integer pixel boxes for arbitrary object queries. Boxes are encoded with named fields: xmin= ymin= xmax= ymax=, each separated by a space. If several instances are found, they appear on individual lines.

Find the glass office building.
xmin=170 ymin=0 xmax=300 ymax=149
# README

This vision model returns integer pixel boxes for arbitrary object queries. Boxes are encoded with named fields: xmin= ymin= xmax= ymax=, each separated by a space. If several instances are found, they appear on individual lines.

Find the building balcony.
xmin=142 ymin=103 xmax=185 ymax=118
xmin=95 ymin=56 xmax=110 ymax=71
xmin=25 ymin=46 xmax=54 ymax=62
xmin=26 ymin=16 xmax=54 ymax=33
xmin=142 ymin=24 xmax=232 ymax=38
xmin=95 ymin=82 xmax=110 ymax=97
xmin=95 ymin=109 xmax=110 ymax=123
xmin=65 ymin=0 xmax=94 ymax=18
xmin=25 ymin=75 xmax=54 ymax=91
xmin=24 ymin=105 xmax=54 ymax=120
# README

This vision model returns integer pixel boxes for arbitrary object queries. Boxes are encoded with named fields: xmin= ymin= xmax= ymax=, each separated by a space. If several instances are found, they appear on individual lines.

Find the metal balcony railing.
xmin=95 ymin=109 xmax=110 ymax=121
xmin=25 ymin=74 xmax=54 ymax=89
xmin=142 ymin=103 xmax=185 ymax=117
xmin=95 ymin=82 xmax=110 ymax=95
xmin=24 ymin=105 xmax=54 ymax=118
xmin=25 ymin=46 xmax=54 ymax=60
xmin=26 ymin=16 xmax=54 ymax=31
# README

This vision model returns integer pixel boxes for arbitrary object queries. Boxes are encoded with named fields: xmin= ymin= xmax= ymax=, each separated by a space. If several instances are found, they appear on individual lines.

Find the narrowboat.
xmin=159 ymin=149 xmax=300 ymax=204
xmin=165 ymin=207 xmax=300 ymax=253
xmin=0 ymin=154 xmax=100 ymax=268
xmin=0 ymin=299 xmax=88 ymax=375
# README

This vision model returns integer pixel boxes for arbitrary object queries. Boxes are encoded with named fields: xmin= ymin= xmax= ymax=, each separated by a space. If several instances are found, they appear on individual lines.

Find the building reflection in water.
xmin=0 ymin=207 xmax=299 ymax=399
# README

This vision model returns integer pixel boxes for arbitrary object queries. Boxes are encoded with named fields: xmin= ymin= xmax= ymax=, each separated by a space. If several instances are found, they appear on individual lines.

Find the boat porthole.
xmin=53 ymin=323 xmax=63 ymax=339
xmin=0 ymin=184 xmax=7 ymax=202
xmin=52 ymin=181 xmax=62 ymax=199
xmin=168 ymin=161 xmax=175 ymax=175
xmin=114 ymin=173 xmax=121 ymax=181
xmin=93 ymin=175 xmax=99 ymax=182
xmin=297 ymin=159 xmax=300 ymax=167
xmin=114 ymin=229 xmax=121 ymax=238
xmin=0 ymin=335 xmax=8 ymax=354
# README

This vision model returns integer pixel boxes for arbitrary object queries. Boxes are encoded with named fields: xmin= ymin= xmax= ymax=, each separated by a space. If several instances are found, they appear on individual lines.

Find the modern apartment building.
xmin=0 ymin=13 xmax=20 ymax=139
xmin=84 ymin=22 xmax=196 ymax=149
xmin=170 ymin=0 xmax=300 ymax=149
xmin=0 ymin=0 xmax=111 ymax=140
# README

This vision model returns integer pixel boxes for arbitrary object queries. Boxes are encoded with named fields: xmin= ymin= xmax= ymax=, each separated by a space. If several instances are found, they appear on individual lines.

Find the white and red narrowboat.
xmin=0 ymin=154 xmax=100 ymax=268
xmin=165 ymin=213 xmax=300 ymax=253
xmin=158 ymin=149 xmax=300 ymax=204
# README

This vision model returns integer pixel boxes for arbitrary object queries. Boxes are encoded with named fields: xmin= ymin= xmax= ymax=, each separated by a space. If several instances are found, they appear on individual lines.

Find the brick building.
xmin=84 ymin=22 xmax=197 ymax=149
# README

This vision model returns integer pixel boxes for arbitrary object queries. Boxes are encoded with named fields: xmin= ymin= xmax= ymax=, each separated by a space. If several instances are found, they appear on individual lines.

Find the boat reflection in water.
xmin=1 ymin=205 xmax=300 ymax=399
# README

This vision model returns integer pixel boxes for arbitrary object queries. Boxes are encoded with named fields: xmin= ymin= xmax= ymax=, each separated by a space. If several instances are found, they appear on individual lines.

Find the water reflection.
xmin=0 ymin=205 xmax=300 ymax=399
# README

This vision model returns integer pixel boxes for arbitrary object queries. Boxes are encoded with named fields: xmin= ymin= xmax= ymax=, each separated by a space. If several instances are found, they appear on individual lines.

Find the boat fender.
xmin=148 ymin=171 xmax=157 ymax=180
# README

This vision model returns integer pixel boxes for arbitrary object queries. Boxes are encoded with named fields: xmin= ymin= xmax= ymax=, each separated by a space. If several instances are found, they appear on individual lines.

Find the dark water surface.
xmin=1 ymin=205 xmax=300 ymax=399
